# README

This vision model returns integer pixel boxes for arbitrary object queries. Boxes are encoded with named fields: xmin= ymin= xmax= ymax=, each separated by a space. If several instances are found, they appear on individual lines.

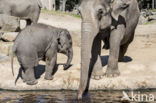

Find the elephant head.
xmin=78 ymin=0 xmax=131 ymax=99
xmin=57 ymin=29 xmax=73 ymax=70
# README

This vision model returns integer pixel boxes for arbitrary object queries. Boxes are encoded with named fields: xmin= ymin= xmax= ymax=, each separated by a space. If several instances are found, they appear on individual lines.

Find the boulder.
xmin=148 ymin=15 xmax=156 ymax=21
xmin=0 ymin=32 xmax=18 ymax=42
xmin=20 ymin=20 xmax=26 ymax=29
xmin=138 ymin=15 xmax=148 ymax=25
xmin=0 ymin=14 xmax=20 ymax=32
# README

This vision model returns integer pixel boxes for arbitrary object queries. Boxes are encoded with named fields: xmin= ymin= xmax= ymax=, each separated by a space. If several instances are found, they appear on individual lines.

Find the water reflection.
xmin=0 ymin=90 xmax=155 ymax=103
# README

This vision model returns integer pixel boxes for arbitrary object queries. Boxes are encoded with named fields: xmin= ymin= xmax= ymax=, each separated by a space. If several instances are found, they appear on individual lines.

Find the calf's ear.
xmin=111 ymin=0 xmax=131 ymax=20
xmin=57 ymin=31 xmax=66 ymax=48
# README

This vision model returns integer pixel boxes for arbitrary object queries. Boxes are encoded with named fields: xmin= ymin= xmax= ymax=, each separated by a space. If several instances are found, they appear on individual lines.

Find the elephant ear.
xmin=111 ymin=0 xmax=131 ymax=20
xmin=37 ymin=0 xmax=43 ymax=8
xmin=57 ymin=30 xmax=66 ymax=48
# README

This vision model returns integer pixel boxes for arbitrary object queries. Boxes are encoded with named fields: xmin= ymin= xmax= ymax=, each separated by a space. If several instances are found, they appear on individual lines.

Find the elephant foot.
xmin=91 ymin=70 xmax=104 ymax=80
xmin=105 ymin=68 xmax=120 ymax=77
xmin=44 ymin=75 xmax=54 ymax=80
xmin=23 ymin=79 xmax=26 ymax=83
xmin=26 ymin=80 xmax=38 ymax=85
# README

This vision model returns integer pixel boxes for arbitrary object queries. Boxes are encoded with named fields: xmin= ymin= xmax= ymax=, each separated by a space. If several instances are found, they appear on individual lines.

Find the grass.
xmin=151 ymin=9 xmax=156 ymax=12
xmin=145 ymin=21 xmax=153 ymax=25
xmin=41 ymin=9 xmax=81 ymax=18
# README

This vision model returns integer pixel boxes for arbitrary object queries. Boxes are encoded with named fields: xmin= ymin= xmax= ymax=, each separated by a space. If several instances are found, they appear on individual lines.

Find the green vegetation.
xmin=41 ymin=9 xmax=81 ymax=18
xmin=151 ymin=9 xmax=156 ymax=12
xmin=145 ymin=21 xmax=153 ymax=25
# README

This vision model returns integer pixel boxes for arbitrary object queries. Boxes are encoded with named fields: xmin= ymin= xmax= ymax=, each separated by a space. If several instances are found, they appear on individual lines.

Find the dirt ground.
xmin=0 ymin=12 xmax=156 ymax=90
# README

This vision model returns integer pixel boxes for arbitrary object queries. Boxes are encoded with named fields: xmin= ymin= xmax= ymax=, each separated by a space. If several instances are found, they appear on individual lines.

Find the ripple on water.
xmin=0 ymin=90 xmax=155 ymax=103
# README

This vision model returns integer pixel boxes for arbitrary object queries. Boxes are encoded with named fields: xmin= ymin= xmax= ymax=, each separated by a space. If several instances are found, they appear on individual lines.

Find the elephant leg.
xmin=91 ymin=55 xmax=104 ymax=80
xmin=24 ymin=66 xmax=38 ymax=85
xmin=103 ymin=36 xmax=110 ymax=49
xmin=91 ymin=36 xmax=104 ymax=80
xmin=44 ymin=48 xmax=57 ymax=80
xmin=105 ymin=25 xmax=125 ymax=77
xmin=21 ymin=67 xmax=26 ymax=82
xmin=118 ymin=43 xmax=129 ymax=61
xmin=31 ymin=9 xmax=40 ymax=24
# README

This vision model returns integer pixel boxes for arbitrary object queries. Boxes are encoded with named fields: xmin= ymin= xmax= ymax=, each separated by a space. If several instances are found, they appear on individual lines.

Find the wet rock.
xmin=0 ymin=41 xmax=13 ymax=56
xmin=0 ymin=32 xmax=18 ymax=42
xmin=0 ymin=14 xmax=20 ymax=32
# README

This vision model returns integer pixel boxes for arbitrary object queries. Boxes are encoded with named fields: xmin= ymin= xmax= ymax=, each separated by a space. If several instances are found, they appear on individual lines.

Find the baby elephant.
xmin=11 ymin=23 xmax=73 ymax=85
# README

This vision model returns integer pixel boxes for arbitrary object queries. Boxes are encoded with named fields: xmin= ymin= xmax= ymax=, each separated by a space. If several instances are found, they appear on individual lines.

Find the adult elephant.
xmin=78 ymin=0 xmax=140 ymax=99
xmin=0 ymin=0 xmax=42 ymax=26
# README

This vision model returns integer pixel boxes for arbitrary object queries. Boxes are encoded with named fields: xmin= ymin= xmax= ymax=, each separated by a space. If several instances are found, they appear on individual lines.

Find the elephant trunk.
xmin=64 ymin=47 xmax=73 ymax=70
xmin=78 ymin=22 xmax=98 ymax=99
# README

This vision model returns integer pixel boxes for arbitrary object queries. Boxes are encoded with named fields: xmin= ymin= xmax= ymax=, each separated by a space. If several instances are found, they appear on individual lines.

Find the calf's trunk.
xmin=64 ymin=48 xmax=73 ymax=70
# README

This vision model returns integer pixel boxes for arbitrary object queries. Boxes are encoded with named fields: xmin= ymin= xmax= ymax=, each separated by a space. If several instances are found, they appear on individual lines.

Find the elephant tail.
xmin=11 ymin=45 xmax=16 ymax=76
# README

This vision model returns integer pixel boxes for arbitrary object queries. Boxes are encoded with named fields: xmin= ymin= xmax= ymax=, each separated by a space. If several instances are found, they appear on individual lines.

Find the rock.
xmin=20 ymin=20 xmax=26 ymax=29
xmin=148 ymin=15 xmax=156 ymax=21
xmin=0 ymin=32 xmax=18 ymax=42
xmin=0 ymin=14 xmax=20 ymax=32
xmin=151 ymin=11 xmax=156 ymax=15
xmin=141 ymin=9 xmax=153 ymax=17
xmin=138 ymin=15 xmax=148 ymax=25
xmin=72 ymin=6 xmax=80 ymax=15
xmin=0 ymin=41 xmax=13 ymax=56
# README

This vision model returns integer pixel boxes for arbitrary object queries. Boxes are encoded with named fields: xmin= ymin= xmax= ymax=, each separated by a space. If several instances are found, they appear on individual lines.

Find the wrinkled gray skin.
xmin=11 ymin=23 xmax=73 ymax=85
xmin=78 ymin=0 xmax=140 ymax=99
xmin=0 ymin=0 xmax=42 ymax=26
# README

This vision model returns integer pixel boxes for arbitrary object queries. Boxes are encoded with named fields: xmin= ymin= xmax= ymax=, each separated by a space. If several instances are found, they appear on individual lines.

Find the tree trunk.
xmin=59 ymin=0 xmax=67 ymax=11
xmin=40 ymin=0 xmax=55 ymax=10
xmin=49 ymin=0 xmax=56 ymax=11
xmin=154 ymin=0 xmax=156 ymax=9
xmin=152 ymin=0 xmax=154 ymax=9
xmin=62 ymin=0 xmax=67 ymax=11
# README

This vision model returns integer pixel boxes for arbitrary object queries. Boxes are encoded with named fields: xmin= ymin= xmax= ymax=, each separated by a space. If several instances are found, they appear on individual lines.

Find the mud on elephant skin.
xmin=11 ymin=23 xmax=73 ymax=85
xmin=78 ymin=0 xmax=140 ymax=99
xmin=0 ymin=0 xmax=42 ymax=26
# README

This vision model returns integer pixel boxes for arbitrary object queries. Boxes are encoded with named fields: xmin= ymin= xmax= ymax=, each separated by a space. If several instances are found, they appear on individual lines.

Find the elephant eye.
xmin=98 ymin=9 xmax=104 ymax=20
xmin=98 ymin=9 xmax=103 ymax=14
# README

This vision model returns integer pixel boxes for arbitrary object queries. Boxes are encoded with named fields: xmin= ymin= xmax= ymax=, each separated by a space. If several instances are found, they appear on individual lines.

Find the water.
xmin=0 ymin=90 xmax=156 ymax=103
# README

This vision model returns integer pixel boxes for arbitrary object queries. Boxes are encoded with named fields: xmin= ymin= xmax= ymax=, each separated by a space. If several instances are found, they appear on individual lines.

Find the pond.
xmin=0 ymin=89 xmax=156 ymax=103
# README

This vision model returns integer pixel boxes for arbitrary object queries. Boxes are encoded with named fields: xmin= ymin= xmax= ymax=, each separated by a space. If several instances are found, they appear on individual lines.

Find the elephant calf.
xmin=11 ymin=23 xmax=73 ymax=85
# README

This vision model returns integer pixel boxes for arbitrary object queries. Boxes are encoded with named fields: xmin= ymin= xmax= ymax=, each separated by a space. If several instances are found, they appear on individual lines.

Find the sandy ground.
xmin=0 ymin=12 xmax=156 ymax=90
